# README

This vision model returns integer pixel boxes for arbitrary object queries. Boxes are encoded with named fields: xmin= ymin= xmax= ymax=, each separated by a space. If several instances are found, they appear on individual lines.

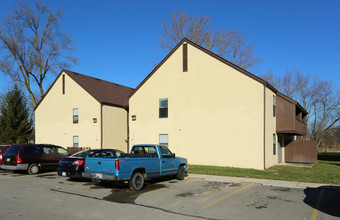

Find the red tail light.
xmin=72 ymin=160 xmax=84 ymax=165
xmin=16 ymin=157 xmax=22 ymax=164
xmin=115 ymin=160 xmax=120 ymax=170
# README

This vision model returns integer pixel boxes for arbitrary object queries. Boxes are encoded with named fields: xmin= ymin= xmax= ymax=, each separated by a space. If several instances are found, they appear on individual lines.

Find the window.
xmin=43 ymin=146 xmax=54 ymax=155
xmin=114 ymin=150 xmax=123 ymax=157
xmin=273 ymin=95 xmax=276 ymax=117
xmin=159 ymin=98 xmax=168 ymax=118
xmin=131 ymin=146 xmax=158 ymax=156
xmin=73 ymin=136 xmax=79 ymax=147
xmin=145 ymin=147 xmax=157 ymax=155
xmin=131 ymin=146 xmax=144 ymax=154
xmin=159 ymin=134 xmax=168 ymax=147
xmin=24 ymin=146 xmax=41 ymax=155
xmin=73 ymin=108 xmax=79 ymax=123
xmin=56 ymin=147 xmax=69 ymax=156
xmin=160 ymin=146 xmax=172 ymax=158
xmin=273 ymin=134 xmax=276 ymax=155
xmin=100 ymin=151 xmax=114 ymax=157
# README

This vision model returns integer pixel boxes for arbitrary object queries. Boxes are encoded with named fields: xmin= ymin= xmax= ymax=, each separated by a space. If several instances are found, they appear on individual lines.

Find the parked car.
xmin=0 ymin=145 xmax=10 ymax=167
xmin=57 ymin=149 xmax=124 ymax=179
xmin=0 ymin=144 xmax=70 ymax=174
xmin=83 ymin=144 xmax=188 ymax=190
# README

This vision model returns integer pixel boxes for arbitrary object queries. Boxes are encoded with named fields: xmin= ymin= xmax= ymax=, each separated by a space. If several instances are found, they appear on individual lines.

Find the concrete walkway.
xmin=189 ymin=173 xmax=340 ymax=189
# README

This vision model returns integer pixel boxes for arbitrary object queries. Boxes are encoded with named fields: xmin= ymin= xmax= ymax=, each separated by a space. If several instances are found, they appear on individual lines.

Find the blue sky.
xmin=0 ymin=0 xmax=339 ymax=93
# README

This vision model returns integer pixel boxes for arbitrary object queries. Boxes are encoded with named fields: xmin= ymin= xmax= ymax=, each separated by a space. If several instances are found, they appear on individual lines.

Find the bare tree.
xmin=160 ymin=10 xmax=262 ymax=70
xmin=0 ymin=1 xmax=77 ymax=107
xmin=259 ymin=70 xmax=281 ymax=90
xmin=311 ymin=81 xmax=340 ymax=147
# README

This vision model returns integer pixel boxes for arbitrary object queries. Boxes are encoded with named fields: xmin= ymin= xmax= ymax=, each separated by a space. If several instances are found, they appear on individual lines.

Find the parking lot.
xmin=0 ymin=170 xmax=339 ymax=220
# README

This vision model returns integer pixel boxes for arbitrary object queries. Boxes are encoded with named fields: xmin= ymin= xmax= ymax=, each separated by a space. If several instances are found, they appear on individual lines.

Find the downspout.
xmin=127 ymin=109 xmax=130 ymax=153
xmin=100 ymin=104 xmax=103 ymax=149
xmin=263 ymin=84 xmax=266 ymax=170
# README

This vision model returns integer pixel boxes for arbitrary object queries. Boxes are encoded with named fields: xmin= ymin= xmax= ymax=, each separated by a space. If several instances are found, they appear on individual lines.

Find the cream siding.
xmin=264 ymin=88 xmax=278 ymax=168
xmin=130 ymin=43 xmax=267 ymax=169
xmin=35 ymin=72 xmax=101 ymax=148
xmin=102 ymin=105 xmax=128 ymax=153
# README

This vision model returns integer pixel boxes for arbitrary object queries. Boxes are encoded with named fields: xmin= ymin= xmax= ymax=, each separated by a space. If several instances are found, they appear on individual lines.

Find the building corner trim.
xmin=264 ymin=84 xmax=266 ymax=170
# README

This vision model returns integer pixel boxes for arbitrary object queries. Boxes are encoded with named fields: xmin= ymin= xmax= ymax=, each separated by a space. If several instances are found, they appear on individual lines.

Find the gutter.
xmin=100 ymin=104 xmax=103 ymax=149
xmin=127 ymin=110 xmax=130 ymax=153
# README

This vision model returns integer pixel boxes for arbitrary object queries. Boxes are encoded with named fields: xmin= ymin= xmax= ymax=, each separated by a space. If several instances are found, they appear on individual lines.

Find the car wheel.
xmin=28 ymin=164 xmax=40 ymax=175
xmin=176 ymin=165 xmax=185 ymax=180
xmin=129 ymin=172 xmax=144 ymax=191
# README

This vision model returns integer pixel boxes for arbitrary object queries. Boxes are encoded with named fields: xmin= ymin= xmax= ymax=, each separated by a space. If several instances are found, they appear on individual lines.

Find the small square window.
xmin=159 ymin=98 xmax=168 ymax=118
xmin=159 ymin=134 xmax=168 ymax=147
xmin=73 ymin=136 xmax=79 ymax=147
xmin=73 ymin=108 xmax=79 ymax=124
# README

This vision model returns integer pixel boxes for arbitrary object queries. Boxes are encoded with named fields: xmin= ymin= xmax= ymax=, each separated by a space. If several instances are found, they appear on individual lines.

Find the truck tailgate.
xmin=84 ymin=157 xmax=116 ymax=174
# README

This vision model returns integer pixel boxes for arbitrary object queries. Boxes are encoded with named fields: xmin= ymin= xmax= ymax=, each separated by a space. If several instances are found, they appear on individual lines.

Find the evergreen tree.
xmin=0 ymin=85 xmax=33 ymax=144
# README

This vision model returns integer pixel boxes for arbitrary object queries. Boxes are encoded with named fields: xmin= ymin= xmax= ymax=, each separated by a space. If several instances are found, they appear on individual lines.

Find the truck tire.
xmin=176 ymin=165 xmax=185 ymax=180
xmin=129 ymin=172 xmax=144 ymax=191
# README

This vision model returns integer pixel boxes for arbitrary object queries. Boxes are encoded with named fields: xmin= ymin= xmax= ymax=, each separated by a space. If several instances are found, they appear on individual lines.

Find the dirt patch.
xmin=176 ymin=192 xmax=194 ymax=197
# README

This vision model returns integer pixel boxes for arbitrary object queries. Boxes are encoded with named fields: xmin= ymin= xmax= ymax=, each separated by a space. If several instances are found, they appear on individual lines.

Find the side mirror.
xmin=172 ymin=153 xmax=176 ymax=158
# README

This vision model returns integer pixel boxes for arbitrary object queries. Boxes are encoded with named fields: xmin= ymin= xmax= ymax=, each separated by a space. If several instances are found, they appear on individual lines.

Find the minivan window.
xmin=24 ymin=146 xmax=41 ymax=155
xmin=43 ymin=146 xmax=54 ymax=155
xmin=56 ymin=147 xmax=69 ymax=156
xmin=3 ymin=146 xmax=20 ymax=156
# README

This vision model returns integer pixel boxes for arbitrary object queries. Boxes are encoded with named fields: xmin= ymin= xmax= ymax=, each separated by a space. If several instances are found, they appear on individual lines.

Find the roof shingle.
xmin=63 ymin=69 xmax=134 ymax=108
xmin=34 ymin=69 xmax=134 ymax=111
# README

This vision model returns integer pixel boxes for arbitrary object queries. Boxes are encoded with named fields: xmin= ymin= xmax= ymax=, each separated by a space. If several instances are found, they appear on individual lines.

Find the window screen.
xmin=159 ymin=134 xmax=168 ymax=147
xmin=73 ymin=136 xmax=79 ymax=147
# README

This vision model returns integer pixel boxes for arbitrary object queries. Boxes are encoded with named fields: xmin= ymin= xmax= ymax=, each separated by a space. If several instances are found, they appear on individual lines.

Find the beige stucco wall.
xmin=129 ymin=43 xmax=271 ymax=169
xmin=102 ymin=105 xmax=128 ymax=153
xmin=264 ymin=88 xmax=278 ymax=168
xmin=35 ymin=72 xmax=101 ymax=149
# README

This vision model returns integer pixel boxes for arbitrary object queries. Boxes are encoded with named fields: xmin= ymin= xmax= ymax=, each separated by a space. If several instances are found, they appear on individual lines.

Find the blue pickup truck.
xmin=82 ymin=144 xmax=188 ymax=190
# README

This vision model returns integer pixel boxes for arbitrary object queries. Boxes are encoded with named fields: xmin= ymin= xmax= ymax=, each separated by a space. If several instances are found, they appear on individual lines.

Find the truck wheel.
xmin=176 ymin=165 xmax=185 ymax=180
xmin=28 ymin=164 xmax=40 ymax=175
xmin=129 ymin=172 xmax=144 ymax=191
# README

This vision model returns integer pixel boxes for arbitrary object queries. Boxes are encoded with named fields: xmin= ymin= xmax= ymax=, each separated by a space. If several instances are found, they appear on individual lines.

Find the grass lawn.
xmin=189 ymin=152 xmax=340 ymax=185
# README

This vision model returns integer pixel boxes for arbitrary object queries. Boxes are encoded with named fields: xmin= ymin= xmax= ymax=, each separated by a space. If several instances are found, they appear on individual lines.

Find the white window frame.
xmin=73 ymin=136 xmax=79 ymax=147
xmin=159 ymin=98 xmax=168 ymax=118
xmin=73 ymin=108 xmax=79 ymax=124
xmin=159 ymin=134 xmax=168 ymax=147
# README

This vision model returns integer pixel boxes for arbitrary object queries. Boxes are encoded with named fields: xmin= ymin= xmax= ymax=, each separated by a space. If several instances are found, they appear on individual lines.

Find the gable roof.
xmin=128 ymin=38 xmax=308 ymax=114
xmin=34 ymin=69 xmax=134 ymax=110
xmin=128 ymin=38 xmax=278 ymax=99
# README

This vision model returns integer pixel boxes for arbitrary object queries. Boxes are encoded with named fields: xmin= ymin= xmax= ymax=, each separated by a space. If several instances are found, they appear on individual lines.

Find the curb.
xmin=261 ymin=183 xmax=307 ymax=189
xmin=189 ymin=174 xmax=339 ymax=189
xmin=205 ymin=178 xmax=241 ymax=184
